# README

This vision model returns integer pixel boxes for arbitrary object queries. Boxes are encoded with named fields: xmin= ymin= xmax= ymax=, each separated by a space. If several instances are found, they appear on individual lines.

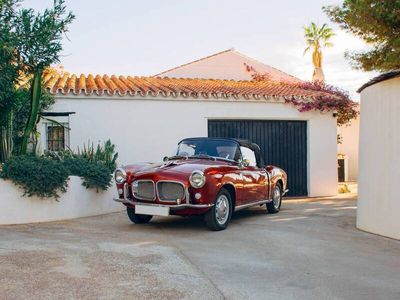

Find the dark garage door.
xmin=208 ymin=120 xmax=308 ymax=197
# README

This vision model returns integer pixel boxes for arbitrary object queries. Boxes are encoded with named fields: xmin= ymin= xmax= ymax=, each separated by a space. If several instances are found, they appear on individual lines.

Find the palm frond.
xmin=303 ymin=22 xmax=334 ymax=51
xmin=303 ymin=46 xmax=311 ymax=55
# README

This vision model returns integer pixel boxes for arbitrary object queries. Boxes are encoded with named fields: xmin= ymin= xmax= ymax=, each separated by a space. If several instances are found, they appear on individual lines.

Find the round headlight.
xmin=114 ymin=168 xmax=126 ymax=184
xmin=189 ymin=170 xmax=206 ymax=188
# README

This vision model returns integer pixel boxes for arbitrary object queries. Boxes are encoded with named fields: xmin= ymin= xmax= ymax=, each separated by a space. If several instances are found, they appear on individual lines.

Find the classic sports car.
xmin=113 ymin=137 xmax=288 ymax=231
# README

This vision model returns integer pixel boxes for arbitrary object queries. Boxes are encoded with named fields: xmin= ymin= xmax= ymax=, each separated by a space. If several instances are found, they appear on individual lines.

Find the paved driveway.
xmin=1 ymin=196 xmax=399 ymax=300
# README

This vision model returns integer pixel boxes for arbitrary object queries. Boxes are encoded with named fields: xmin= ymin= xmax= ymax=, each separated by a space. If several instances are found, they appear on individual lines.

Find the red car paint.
xmin=116 ymin=157 xmax=287 ymax=216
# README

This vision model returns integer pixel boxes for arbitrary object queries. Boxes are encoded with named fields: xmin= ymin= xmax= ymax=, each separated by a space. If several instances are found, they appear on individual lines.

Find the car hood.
xmin=123 ymin=159 xmax=235 ymax=178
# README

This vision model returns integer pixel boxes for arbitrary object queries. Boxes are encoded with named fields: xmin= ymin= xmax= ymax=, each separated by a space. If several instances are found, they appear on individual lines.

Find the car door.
xmin=239 ymin=146 xmax=269 ymax=203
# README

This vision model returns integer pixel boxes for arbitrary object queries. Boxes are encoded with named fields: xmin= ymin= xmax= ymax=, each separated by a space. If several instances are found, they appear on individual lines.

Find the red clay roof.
xmin=43 ymin=72 xmax=331 ymax=100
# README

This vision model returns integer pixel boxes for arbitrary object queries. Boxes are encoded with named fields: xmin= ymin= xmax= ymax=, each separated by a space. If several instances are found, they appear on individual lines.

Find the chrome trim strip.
xmin=113 ymin=198 xmax=213 ymax=210
xmin=123 ymin=182 xmax=129 ymax=201
xmin=235 ymin=188 xmax=288 ymax=211
xmin=156 ymin=180 xmax=186 ymax=203
xmin=235 ymin=199 xmax=273 ymax=211
xmin=132 ymin=179 xmax=156 ymax=201
xmin=185 ymin=186 xmax=190 ymax=204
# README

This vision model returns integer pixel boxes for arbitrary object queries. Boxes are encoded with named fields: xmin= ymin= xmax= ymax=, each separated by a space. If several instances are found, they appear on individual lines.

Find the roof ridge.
xmin=154 ymin=48 xmax=235 ymax=76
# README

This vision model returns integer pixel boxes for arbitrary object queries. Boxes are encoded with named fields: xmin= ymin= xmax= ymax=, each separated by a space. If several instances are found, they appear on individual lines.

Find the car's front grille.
xmin=157 ymin=181 xmax=185 ymax=202
xmin=132 ymin=180 xmax=155 ymax=201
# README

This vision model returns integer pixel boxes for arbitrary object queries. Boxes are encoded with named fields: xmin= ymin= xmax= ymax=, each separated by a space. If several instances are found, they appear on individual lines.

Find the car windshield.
xmin=176 ymin=139 xmax=241 ymax=161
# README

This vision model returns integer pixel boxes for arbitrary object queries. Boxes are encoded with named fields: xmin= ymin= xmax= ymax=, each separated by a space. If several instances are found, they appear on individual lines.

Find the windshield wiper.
xmin=169 ymin=154 xmax=235 ymax=163
xmin=165 ymin=155 xmax=188 ymax=161
xmin=190 ymin=154 xmax=217 ymax=161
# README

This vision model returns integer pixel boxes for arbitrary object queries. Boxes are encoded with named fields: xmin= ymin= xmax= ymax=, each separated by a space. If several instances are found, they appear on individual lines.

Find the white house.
xmin=158 ymin=48 xmax=360 ymax=183
xmin=337 ymin=109 xmax=360 ymax=182
xmin=357 ymin=71 xmax=400 ymax=240
xmin=39 ymin=51 xmax=338 ymax=198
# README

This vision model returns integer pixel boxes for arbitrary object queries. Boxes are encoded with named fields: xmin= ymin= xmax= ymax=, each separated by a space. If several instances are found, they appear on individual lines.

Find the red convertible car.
xmin=113 ymin=137 xmax=288 ymax=231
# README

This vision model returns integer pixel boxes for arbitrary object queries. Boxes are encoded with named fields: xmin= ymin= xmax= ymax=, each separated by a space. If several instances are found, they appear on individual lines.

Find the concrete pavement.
xmin=1 ymin=196 xmax=399 ymax=300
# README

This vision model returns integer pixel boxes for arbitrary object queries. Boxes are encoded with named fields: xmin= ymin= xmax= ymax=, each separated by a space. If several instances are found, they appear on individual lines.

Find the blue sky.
xmin=26 ymin=0 xmax=377 ymax=99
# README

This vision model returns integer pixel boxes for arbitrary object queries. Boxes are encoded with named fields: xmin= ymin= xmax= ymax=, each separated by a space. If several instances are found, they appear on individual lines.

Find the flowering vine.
xmin=284 ymin=81 xmax=359 ymax=126
xmin=244 ymin=64 xmax=359 ymax=126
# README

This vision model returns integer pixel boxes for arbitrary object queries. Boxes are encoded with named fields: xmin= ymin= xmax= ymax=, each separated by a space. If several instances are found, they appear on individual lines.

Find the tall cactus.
xmin=20 ymin=68 xmax=42 ymax=155
xmin=0 ymin=110 xmax=13 ymax=162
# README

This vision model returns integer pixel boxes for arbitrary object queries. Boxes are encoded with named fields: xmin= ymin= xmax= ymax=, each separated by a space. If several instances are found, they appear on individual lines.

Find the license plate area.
xmin=135 ymin=204 xmax=170 ymax=216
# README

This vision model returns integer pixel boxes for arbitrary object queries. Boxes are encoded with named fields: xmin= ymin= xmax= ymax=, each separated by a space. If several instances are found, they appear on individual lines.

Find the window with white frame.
xmin=45 ymin=122 xmax=70 ymax=151
xmin=41 ymin=112 xmax=74 ymax=152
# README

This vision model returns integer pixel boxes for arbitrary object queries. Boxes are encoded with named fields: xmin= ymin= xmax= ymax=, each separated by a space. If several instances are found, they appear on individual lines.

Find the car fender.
xmin=268 ymin=167 xmax=287 ymax=198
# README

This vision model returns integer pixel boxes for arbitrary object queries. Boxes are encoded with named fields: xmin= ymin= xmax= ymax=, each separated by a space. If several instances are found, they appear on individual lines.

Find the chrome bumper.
xmin=113 ymin=197 xmax=213 ymax=210
xmin=283 ymin=189 xmax=289 ymax=196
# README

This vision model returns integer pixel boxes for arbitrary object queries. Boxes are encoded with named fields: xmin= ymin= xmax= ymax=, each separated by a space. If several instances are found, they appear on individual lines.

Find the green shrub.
xmin=1 ymin=155 xmax=69 ymax=199
xmin=2 ymin=139 xmax=117 ymax=199
xmin=76 ymin=139 xmax=118 ymax=173
xmin=63 ymin=157 xmax=112 ymax=191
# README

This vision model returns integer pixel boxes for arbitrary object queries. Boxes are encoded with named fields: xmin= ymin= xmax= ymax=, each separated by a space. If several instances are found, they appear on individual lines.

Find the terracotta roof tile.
xmin=66 ymin=74 xmax=77 ymax=94
xmin=43 ymin=72 xmax=333 ymax=101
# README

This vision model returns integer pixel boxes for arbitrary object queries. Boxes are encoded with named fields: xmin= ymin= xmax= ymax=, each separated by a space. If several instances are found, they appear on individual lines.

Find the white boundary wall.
xmin=0 ymin=176 xmax=122 ymax=225
xmin=38 ymin=96 xmax=338 ymax=197
xmin=357 ymin=77 xmax=400 ymax=240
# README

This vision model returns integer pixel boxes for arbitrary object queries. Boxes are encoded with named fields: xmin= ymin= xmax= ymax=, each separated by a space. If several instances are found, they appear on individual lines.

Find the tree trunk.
xmin=312 ymin=67 xmax=325 ymax=82
xmin=312 ymin=49 xmax=325 ymax=82
xmin=20 ymin=68 xmax=42 ymax=155
xmin=0 ymin=110 xmax=13 ymax=163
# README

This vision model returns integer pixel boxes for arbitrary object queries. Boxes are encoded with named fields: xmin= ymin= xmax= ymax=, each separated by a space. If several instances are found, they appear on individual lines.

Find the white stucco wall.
xmin=38 ymin=96 xmax=337 ymax=197
xmin=0 ymin=176 xmax=121 ymax=225
xmin=357 ymin=77 xmax=400 ymax=240
xmin=337 ymin=112 xmax=360 ymax=181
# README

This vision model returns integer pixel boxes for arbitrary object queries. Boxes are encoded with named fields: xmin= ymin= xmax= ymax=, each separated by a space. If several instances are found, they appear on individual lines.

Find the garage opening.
xmin=208 ymin=120 xmax=308 ymax=197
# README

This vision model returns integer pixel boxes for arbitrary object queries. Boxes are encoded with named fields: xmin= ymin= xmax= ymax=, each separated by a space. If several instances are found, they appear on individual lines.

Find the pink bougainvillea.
xmin=244 ymin=64 xmax=359 ymax=126
xmin=244 ymin=63 xmax=272 ymax=81
xmin=285 ymin=81 xmax=359 ymax=126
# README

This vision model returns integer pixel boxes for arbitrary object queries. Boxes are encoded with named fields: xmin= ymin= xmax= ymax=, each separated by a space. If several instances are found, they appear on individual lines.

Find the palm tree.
xmin=303 ymin=22 xmax=335 ymax=82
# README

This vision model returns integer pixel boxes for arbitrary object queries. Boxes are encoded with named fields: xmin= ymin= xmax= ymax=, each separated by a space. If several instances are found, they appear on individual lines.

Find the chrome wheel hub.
xmin=272 ymin=187 xmax=281 ymax=209
xmin=215 ymin=195 xmax=229 ymax=225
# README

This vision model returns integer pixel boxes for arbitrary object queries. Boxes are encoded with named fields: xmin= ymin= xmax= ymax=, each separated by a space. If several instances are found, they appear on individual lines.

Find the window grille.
xmin=46 ymin=122 xmax=70 ymax=151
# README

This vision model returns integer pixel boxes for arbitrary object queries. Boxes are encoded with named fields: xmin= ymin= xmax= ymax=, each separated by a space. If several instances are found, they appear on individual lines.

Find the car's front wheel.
xmin=204 ymin=188 xmax=232 ymax=231
xmin=266 ymin=183 xmax=282 ymax=214
xmin=126 ymin=207 xmax=153 ymax=224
